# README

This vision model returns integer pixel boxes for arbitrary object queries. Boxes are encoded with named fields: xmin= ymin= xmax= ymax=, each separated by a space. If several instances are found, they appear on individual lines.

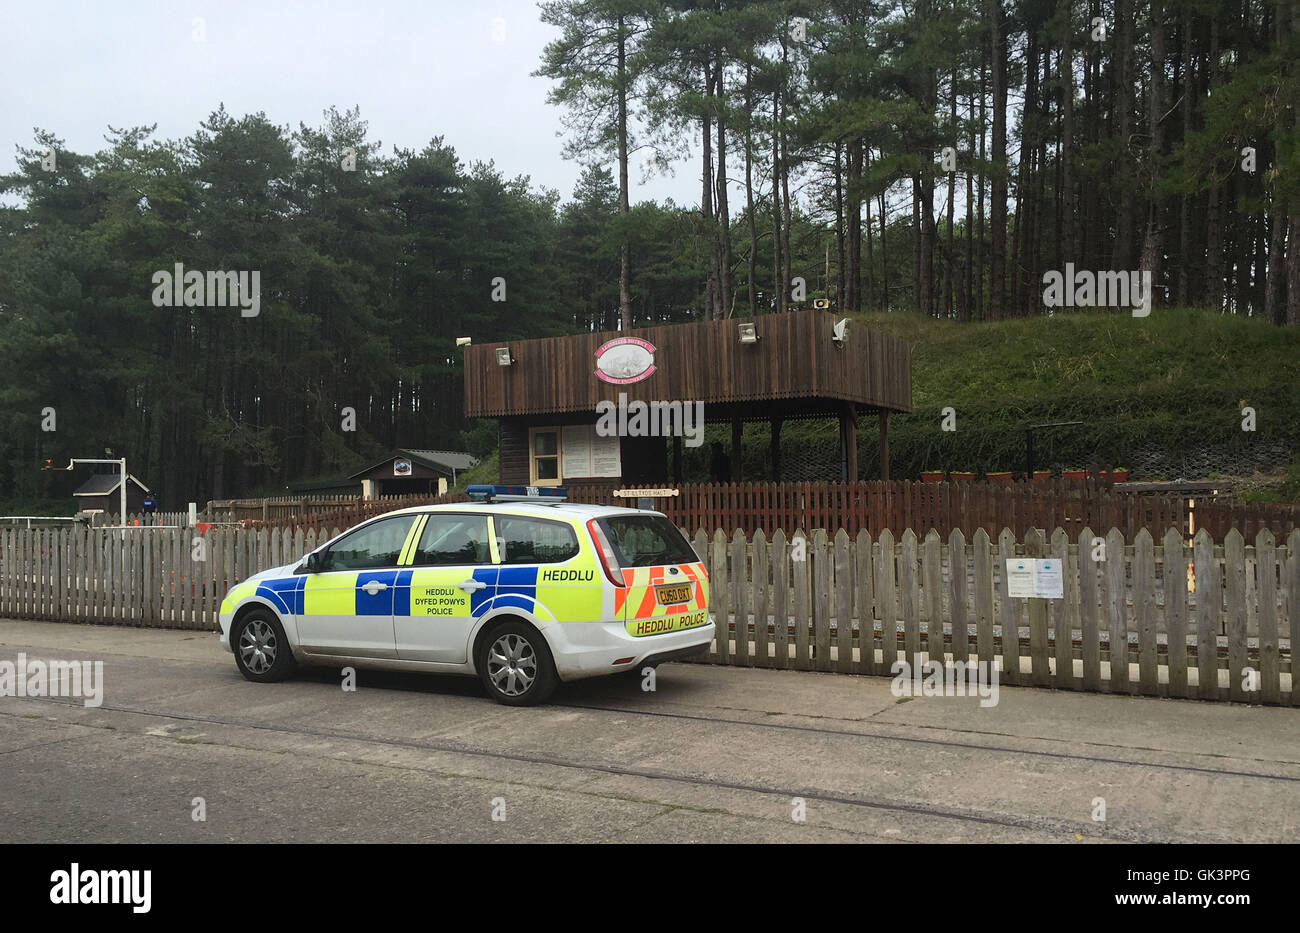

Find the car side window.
xmin=322 ymin=515 xmax=417 ymax=571
xmin=411 ymin=514 xmax=492 ymax=566
xmin=495 ymin=516 xmax=580 ymax=564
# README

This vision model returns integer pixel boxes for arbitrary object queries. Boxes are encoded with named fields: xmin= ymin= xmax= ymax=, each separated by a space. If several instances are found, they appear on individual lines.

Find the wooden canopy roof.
xmin=463 ymin=309 xmax=911 ymax=420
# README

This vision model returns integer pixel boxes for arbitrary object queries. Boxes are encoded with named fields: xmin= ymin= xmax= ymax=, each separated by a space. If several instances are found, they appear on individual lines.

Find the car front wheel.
xmin=233 ymin=610 xmax=298 ymax=683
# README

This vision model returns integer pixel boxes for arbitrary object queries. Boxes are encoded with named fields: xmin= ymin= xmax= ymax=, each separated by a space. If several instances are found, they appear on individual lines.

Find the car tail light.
xmin=586 ymin=519 xmax=625 ymax=588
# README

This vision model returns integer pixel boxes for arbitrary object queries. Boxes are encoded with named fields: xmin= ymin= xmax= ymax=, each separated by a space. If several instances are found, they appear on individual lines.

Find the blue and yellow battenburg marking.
xmin=229 ymin=556 xmax=693 ymax=629
xmin=254 ymin=576 xmax=306 ymax=615
xmin=276 ymin=565 xmax=602 ymax=621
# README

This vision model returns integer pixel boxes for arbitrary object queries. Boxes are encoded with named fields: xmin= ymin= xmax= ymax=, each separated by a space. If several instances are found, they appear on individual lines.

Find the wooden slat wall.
xmin=464 ymin=308 xmax=912 ymax=417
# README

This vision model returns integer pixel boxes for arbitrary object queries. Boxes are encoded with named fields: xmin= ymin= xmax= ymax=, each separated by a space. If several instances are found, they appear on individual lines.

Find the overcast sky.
xmin=0 ymin=0 xmax=700 ymax=207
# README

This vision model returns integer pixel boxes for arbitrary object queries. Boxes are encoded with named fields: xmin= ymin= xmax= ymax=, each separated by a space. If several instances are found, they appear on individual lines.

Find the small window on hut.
xmin=529 ymin=428 xmax=561 ymax=486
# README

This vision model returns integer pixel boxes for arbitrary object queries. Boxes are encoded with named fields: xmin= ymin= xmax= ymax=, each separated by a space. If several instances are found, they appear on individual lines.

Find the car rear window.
xmin=598 ymin=514 xmax=699 ymax=568
xmin=494 ymin=515 xmax=580 ymax=564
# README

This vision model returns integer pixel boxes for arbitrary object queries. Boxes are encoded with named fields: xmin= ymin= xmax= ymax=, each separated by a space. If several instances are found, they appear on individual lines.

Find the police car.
xmin=217 ymin=486 xmax=714 ymax=705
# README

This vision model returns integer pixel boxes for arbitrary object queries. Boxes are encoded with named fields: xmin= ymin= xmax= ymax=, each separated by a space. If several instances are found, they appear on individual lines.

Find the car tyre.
xmin=233 ymin=609 xmax=298 ymax=683
xmin=476 ymin=620 xmax=558 ymax=706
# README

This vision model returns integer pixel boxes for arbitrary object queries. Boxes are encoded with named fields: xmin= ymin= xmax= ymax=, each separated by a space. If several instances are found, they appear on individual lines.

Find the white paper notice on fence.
xmin=1034 ymin=559 xmax=1064 ymax=598
xmin=1005 ymin=558 xmax=1064 ymax=599
xmin=1006 ymin=559 xmax=1036 ymax=598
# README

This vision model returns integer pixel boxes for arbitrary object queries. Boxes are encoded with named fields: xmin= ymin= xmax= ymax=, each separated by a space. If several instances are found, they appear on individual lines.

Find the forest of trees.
xmin=1 ymin=0 xmax=1296 ymax=505
xmin=540 ymin=0 xmax=1299 ymax=325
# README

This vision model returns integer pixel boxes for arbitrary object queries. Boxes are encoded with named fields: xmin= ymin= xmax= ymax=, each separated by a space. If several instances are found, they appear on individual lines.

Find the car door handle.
xmin=458 ymin=580 xmax=487 ymax=593
xmin=361 ymin=581 xmax=389 ymax=595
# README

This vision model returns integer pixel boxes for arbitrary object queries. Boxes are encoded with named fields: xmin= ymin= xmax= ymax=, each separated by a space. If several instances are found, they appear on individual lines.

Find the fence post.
xmin=1288 ymin=530 xmax=1300 ymax=707
xmin=1194 ymin=529 xmax=1218 ymax=700
xmin=876 ymin=529 xmax=897 ymax=673
xmin=973 ymin=528 xmax=995 ymax=672
xmin=1104 ymin=528 xmax=1128 ymax=694
xmin=834 ymin=529 xmax=853 ymax=673
xmin=771 ymin=529 xmax=789 ymax=671
xmin=997 ymin=528 xmax=1019 ymax=685
xmin=752 ymin=530 xmax=769 ymax=667
xmin=900 ymin=530 xmax=920 ymax=665
xmin=730 ymin=529 xmax=749 ymax=667
xmin=1024 ymin=528 xmax=1050 ymax=687
xmin=1163 ymin=527 xmax=1189 ymax=698
xmin=1256 ymin=529 xmax=1279 ymax=705
xmin=791 ymin=527 xmax=810 ymax=670
xmin=1051 ymin=527 xmax=1075 ymax=689
xmin=923 ymin=530 xmax=943 ymax=665
xmin=949 ymin=528 xmax=969 ymax=667
xmin=811 ymin=529 xmax=831 ymax=672
xmin=855 ymin=529 xmax=875 ymax=675
xmin=1134 ymin=529 xmax=1158 ymax=696
xmin=710 ymin=529 xmax=729 ymax=664
xmin=1224 ymin=529 xmax=1247 ymax=703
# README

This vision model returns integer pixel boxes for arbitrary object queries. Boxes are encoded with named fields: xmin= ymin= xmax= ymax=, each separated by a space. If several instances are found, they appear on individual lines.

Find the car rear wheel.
xmin=233 ymin=610 xmax=298 ymax=683
xmin=476 ymin=621 xmax=558 ymax=706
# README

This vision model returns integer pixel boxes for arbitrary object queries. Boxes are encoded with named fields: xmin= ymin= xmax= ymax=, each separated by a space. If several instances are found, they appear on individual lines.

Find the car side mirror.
xmin=303 ymin=551 xmax=325 ymax=573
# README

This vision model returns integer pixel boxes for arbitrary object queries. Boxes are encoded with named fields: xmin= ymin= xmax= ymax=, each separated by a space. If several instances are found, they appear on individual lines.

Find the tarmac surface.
xmin=1 ymin=618 xmax=1297 ymax=843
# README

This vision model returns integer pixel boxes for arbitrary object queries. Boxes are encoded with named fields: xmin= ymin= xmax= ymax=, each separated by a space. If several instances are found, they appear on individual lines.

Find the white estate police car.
xmin=218 ymin=486 xmax=714 ymax=705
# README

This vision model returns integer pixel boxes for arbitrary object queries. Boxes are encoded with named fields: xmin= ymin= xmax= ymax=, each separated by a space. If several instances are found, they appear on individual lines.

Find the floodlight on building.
xmin=832 ymin=318 xmax=851 ymax=345
xmin=737 ymin=322 xmax=758 ymax=344
xmin=496 ymin=347 xmax=513 ymax=366
xmin=456 ymin=337 xmax=472 ymax=347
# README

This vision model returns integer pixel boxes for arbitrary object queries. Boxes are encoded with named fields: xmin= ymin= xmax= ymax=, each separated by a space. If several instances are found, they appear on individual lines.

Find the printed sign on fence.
xmin=1005 ymin=558 xmax=1064 ymax=599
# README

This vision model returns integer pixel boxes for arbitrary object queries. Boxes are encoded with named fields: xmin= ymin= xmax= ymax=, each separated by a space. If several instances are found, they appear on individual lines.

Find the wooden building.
xmin=348 ymin=449 xmax=480 ymax=498
xmin=73 ymin=473 xmax=152 ymax=516
xmin=463 ymin=310 xmax=911 ymax=487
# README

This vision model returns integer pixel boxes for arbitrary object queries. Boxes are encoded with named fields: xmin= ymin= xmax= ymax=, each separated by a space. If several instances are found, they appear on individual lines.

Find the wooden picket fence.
xmin=680 ymin=524 xmax=1298 ymax=705
xmin=0 ymin=525 xmax=343 ymax=632
xmin=1 ymin=522 xmax=1296 ymax=705
xmin=650 ymin=479 xmax=1300 ymax=541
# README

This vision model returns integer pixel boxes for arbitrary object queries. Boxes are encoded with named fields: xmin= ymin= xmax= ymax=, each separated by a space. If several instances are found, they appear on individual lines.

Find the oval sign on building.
xmin=594 ymin=337 xmax=656 ymax=385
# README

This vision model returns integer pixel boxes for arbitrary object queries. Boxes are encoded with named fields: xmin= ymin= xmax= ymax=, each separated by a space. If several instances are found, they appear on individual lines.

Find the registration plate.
xmin=655 ymin=583 xmax=692 ymax=606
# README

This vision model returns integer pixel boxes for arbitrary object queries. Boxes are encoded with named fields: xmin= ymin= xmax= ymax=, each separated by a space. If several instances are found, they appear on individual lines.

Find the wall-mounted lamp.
xmin=495 ymin=347 xmax=513 ymax=366
xmin=737 ymin=322 xmax=759 ymax=344
xmin=831 ymin=318 xmax=850 ymax=346
xmin=456 ymin=336 xmax=472 ymax=347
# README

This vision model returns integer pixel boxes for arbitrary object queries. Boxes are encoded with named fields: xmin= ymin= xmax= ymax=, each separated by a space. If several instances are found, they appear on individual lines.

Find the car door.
xmin=393 ymin=512 xmax=495 ymax=663
xmin=493 ymin=514 xmax=595 ymax=625
xmin=299 ymin=514 xmax=419 ymax=659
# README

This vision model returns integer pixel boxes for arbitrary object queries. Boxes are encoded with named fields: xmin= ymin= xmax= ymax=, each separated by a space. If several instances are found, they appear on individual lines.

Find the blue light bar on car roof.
xmin=465 ymin=485 xmax=569 ymax=503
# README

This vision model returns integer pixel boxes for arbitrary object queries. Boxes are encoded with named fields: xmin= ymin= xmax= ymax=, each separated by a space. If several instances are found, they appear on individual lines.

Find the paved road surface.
xmin=1 ymin=619 xmax=1297 ymax=843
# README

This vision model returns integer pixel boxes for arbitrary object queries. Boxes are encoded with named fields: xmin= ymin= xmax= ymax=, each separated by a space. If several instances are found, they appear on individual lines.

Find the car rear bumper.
xmin=544 ymin=618 xmax=716 ymax=681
